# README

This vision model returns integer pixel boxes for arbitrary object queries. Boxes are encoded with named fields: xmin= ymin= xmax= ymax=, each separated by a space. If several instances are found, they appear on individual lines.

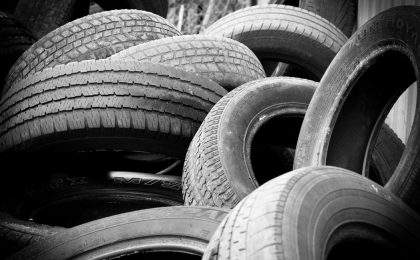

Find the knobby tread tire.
xmin=203 ymin=166 xmax=420 ymax=260
xmin=4 ymin=9 xmax=181 ymax=95
xmin=204 ymin=5 xmax=347 ymax=79
xmin=11 ymin=206 xmax=228 ymax=260
xmin=110 ymin=35 xmax=266 ymax=90
xmin=300 ymin=0 xmax=357 ymax=37
xmin=0 ymin=213 xmax=64 ymax=258
xmin=0 ymin=60 xmax=226 ymax=156
xmin=0 ymin=12 xmax=36 ymax=90
xmin=183 ymin=77 xmax=405 ymax=208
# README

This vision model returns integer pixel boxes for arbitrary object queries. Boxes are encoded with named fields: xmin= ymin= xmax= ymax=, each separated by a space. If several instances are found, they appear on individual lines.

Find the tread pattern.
xmin=300 ymin=0 xmax=357 ymax=37
xmin=203 ymin=167 xmax=420 ymax=259
xmin=4 ymin=9 xmax=181 ymax=95
xmin=110 ymin=35 xmax=266 ymax=90
xmin=0 ymin=12 xmax=36 ymax=91
xmin=0 ymin=59 xmax=226 ymax=156
xmin=204 ymin=4 xmax=347 ymax=78
xmin=182 ymin=77 xmax=315 ymax=208
xmin=0 ymin=213 xmax=64 ymax=258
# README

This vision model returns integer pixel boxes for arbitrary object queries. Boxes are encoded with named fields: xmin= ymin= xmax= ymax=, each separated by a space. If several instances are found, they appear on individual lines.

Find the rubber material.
xmin=110 ymin=35 xmax=266 ymax=90
xmin=204 ymin=5 xmax=347 ymax=79
xmin=11 ymin=206 xmax=228 ymax=260
xmin=0 ymin=11 xmax=36 ymax=93
xmin=294 ymin=6 xmax=420 ymax=212
xmin=0 ymin=213 xmax=63 ymax=258
xmin=203 ymin=166 xmax=420 ymax=260
xmin=4 ymin=9 xmax=181 ymax=95
xmin=183 ymin=77 xmax=404 ymax=208
xmin=0 ymin=60 xmax=227 ymax=156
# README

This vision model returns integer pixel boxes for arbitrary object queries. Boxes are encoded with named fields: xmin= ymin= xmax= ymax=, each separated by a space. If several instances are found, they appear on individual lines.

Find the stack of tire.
xmin=1 ymin=1 xmax=420 ymax=259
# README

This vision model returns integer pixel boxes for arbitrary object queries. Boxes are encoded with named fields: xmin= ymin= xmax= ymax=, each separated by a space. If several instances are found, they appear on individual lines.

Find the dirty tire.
xmin=111 ymin=35 xmax=266 ymax=90
xmin=0 ymin=213 xmax=64 ymax=258
xmin=4 ymin=9 xmax=181 ymax=95
xmin=95 ymin=0 xmax=169 ymax=18
xmin=13 ymin=0 xmax=86 ymax=39
xmin=0 ymin=11 xmax=36 ymax=92
xmin=11 ymin=206 xmax=228 ymax=260
xmin=300 ymin=0 xmax=357 ymax=37
xmin=182 ymin=77 xmax=404 ymax=208
xmin=203 ymin=166 xmax=420 ymax=260
xmin=0 ymin=60 xmax=226 ymax=156
xmin=1 ymin=169 xmax=183 ymax=228
xmin=294 ymin=6 xmax=420 ymax=212
xmin=204 ymin=5 xmax=347 ymax=79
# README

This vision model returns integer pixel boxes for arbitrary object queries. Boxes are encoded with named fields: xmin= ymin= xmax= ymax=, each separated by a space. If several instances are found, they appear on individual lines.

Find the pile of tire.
xmin=1 ymin=1 xmax=420 ymax=259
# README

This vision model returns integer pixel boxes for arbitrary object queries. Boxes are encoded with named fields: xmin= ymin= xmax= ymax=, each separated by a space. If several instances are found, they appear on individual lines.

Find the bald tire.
xmin=3 ymin=9 xmax=181 ymax=95
xmin=111 ymin=35 xmax=266 ymax=91
xmin=203 ymin=166 xmax=420 ymax=260
xmin=10 ymin=206 xmax=228 ymax=260
xmin=0 ymin=60 xmax=226 ymax=156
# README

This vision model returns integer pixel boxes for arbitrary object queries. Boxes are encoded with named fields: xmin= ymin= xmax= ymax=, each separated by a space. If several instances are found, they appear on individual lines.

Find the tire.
xmin=1 ymin=169 xmax=183 ymax=228
xmin=0 ymin=60 xmax=226 ymax=156
xmin=3 ymin=9 xmax=181 ymax=95
xmin=183 ymin=77 xmax=404 ymax=208
xmin=110 ymin=35 xmax=266 ymax=91
xmin=203 ymin=166 xmax=420 ymax=260
xmin=294 ymin=6 xmax=420 ymax=212
xmin=300 ymin=0 xmax=357 ymax=37
xmin=10 ymin=206 xmax=228 ymax=260
xmin=13 ymin=0 xmax=87 ymax=39
xmin=0 ymin=213 xmax=64 ymax=258
xmin=95 ymin=0 xmax=168 ymax=18
xmin=0 ymin=11 xmax=36 ymax=91
xmin=204 ymin=5 xmax=347 ymax=80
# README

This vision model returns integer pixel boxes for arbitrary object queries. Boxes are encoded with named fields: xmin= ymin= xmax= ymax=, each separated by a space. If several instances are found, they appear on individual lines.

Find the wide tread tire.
xmin=111 ymin=35 xmax=266 ymax=90
xmin=0 ymin=60 xmax=226 ymax=156
xmin=4 ymin=9 xmax=181 ymax=95
xmin=203 ymin=166 xmax=420 ymax=260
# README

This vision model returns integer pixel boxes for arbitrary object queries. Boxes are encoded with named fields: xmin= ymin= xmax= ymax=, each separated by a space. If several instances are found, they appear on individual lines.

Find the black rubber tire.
xmin=10 ymin=206 xmax=228 ymax=260
xmin=0 ymin=11 xmax=36 ymax=92
xmin=3 ymin=9 xmax=181 ymax=95
xmin=182 ymin=77 xmax=404 ymax=209
xmin=294 ymin=6 xmax=420 ymax=212
xmin=0 ymin=60 xmax=226 ymax=156
xmin=13 ymin=0 xmax=87 ymax=39
xmin=95 ymin=0 xmax=168 ymax=18
xmin=203 ymin=5 xmax=347 ymax=80
xmin=0 ymin=213 xmax=64 ymax=258
xmin=203 ymin=166 xmax=420 ymax=260
xmin=1 ymin=170 xmax=182 ymax=228
xmin=110 ymin=35 xmax=266 ymax=91
xmin=300 ymin=0 xmax=356 ymax=37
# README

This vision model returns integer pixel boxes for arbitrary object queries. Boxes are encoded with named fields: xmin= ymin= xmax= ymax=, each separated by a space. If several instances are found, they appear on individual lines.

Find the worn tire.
xmin=111 ymin=35 xmax=266 ymax=91
xmin=203 ymin=166 xmax=420 ymax=260
xmin=4 ymin=9 xmax=181 ymax=95
xmin=204 ymin=5 xmax=347 ymax=80
xmin=0 ymin=60 xmax=226 ymax=156
xmin=183 ymin=77 xmax=404 ymax=208
xmin=294 ymin=6 xmax=420 ymax=212
xmin=95 ymin=0 xmax=168 ymax=18
xmin=0 ymin=11 xmax=36 ymax=91
xmin=1 ymin=170 xmax=182 ymax=228
xmin=13 ymin=0 xmax=87 ymax=39
xmin=11 ymin=206 xmax=228 ymax=260
xmin=0 ymin=213 xmax=64 ymax=258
